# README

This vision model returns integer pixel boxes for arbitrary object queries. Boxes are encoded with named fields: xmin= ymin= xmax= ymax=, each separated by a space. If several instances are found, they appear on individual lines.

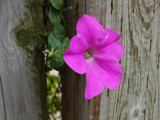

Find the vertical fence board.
xmin=86 ymin=0 xmax=160 ymax=119
xmin=61 ymin=0 xmax=89 ymax=120
xmin=0 ymin=0 xmax=47 ymax=120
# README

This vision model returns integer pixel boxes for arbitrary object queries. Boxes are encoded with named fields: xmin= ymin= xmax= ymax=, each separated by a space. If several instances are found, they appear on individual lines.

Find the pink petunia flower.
xmin=63 ymin=15 xmax=123 ymax=100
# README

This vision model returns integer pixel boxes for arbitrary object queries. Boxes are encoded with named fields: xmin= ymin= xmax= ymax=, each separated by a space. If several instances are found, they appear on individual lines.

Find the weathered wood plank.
xmin=0 ymin=0 xmax=47 ymax=120
xmin=86 ymin=0 xmax=160 ymax=119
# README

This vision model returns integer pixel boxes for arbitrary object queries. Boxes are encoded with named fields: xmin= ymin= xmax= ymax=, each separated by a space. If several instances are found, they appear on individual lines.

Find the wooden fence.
xmin=0 ymin=0 xmax=160 ymax=120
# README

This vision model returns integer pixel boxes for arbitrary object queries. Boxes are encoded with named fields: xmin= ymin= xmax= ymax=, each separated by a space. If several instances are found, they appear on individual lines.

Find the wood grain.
xmin=87 ymin=0 xmax=160 ymax=119
xmin=63 ymin=0 xmax=160 ymax=120
xmin=0 ymin=0 xmax=47 ymax=120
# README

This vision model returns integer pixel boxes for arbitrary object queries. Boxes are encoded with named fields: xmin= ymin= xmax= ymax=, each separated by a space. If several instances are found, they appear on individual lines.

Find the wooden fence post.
xmin=61 ymin=0 xmax=89 ymax=120
xmin=62 ymin=0 xmax=160 ymax=120
xmin=0 ymin=0 xmax=47 ymax=120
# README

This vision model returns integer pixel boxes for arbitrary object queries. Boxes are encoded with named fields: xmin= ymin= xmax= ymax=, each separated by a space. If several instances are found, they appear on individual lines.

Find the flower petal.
xmin=76 ymin=14 xmax=103 ymax=46
xmin=85 ymin=61 xmax=106 ymax=100
xmin=69 ymin=36 xmax=88 ymax=54
xmin=63 ymin=50 xmax=87 ymax=74
xmin=98 ymin=29 xmax=121 ymax=49
xmin=96 ymin=42 xmax=124 ymax=61
xmin=84 ymin=57 xmax=122 ymax=100
xmin=94 ymin=57 xmax=122 ymax=89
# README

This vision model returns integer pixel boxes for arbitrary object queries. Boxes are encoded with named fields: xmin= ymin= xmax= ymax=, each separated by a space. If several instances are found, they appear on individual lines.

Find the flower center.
xmin=84 ymin=51 xmax=90 ymax=58
xmin=84 ymin=48 xmax=95 ymax=62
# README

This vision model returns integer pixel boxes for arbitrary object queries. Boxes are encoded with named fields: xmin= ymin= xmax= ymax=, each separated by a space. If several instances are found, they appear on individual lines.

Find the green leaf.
xmin=51 ymin=58 xmax=64 ymax=68
xmin=55 ymin=49 xmax=63 ymax=58
xmin=38 ymin=33 xmax=48 ymax=45
xmin=49 ymin=7 xmax=61 ymax=25
xmin=62 ymin=37 xmax=70 ymax=51
xmin=50 ymin=49 xmax=64 ymax=68
xmin=48 ymin=51 xmax=54 ymax=57
xmin=54 ymin=24 xmax=65 ymax=40
xmin=48 ymin=33 xmax=61 ymax=50
xmin=50 ymin=0 xmax=63 ymax=10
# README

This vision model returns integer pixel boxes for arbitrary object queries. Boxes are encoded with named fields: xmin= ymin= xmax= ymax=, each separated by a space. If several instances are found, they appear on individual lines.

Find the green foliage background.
xmin=47 ymin=72 xmax=62 ymax=119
